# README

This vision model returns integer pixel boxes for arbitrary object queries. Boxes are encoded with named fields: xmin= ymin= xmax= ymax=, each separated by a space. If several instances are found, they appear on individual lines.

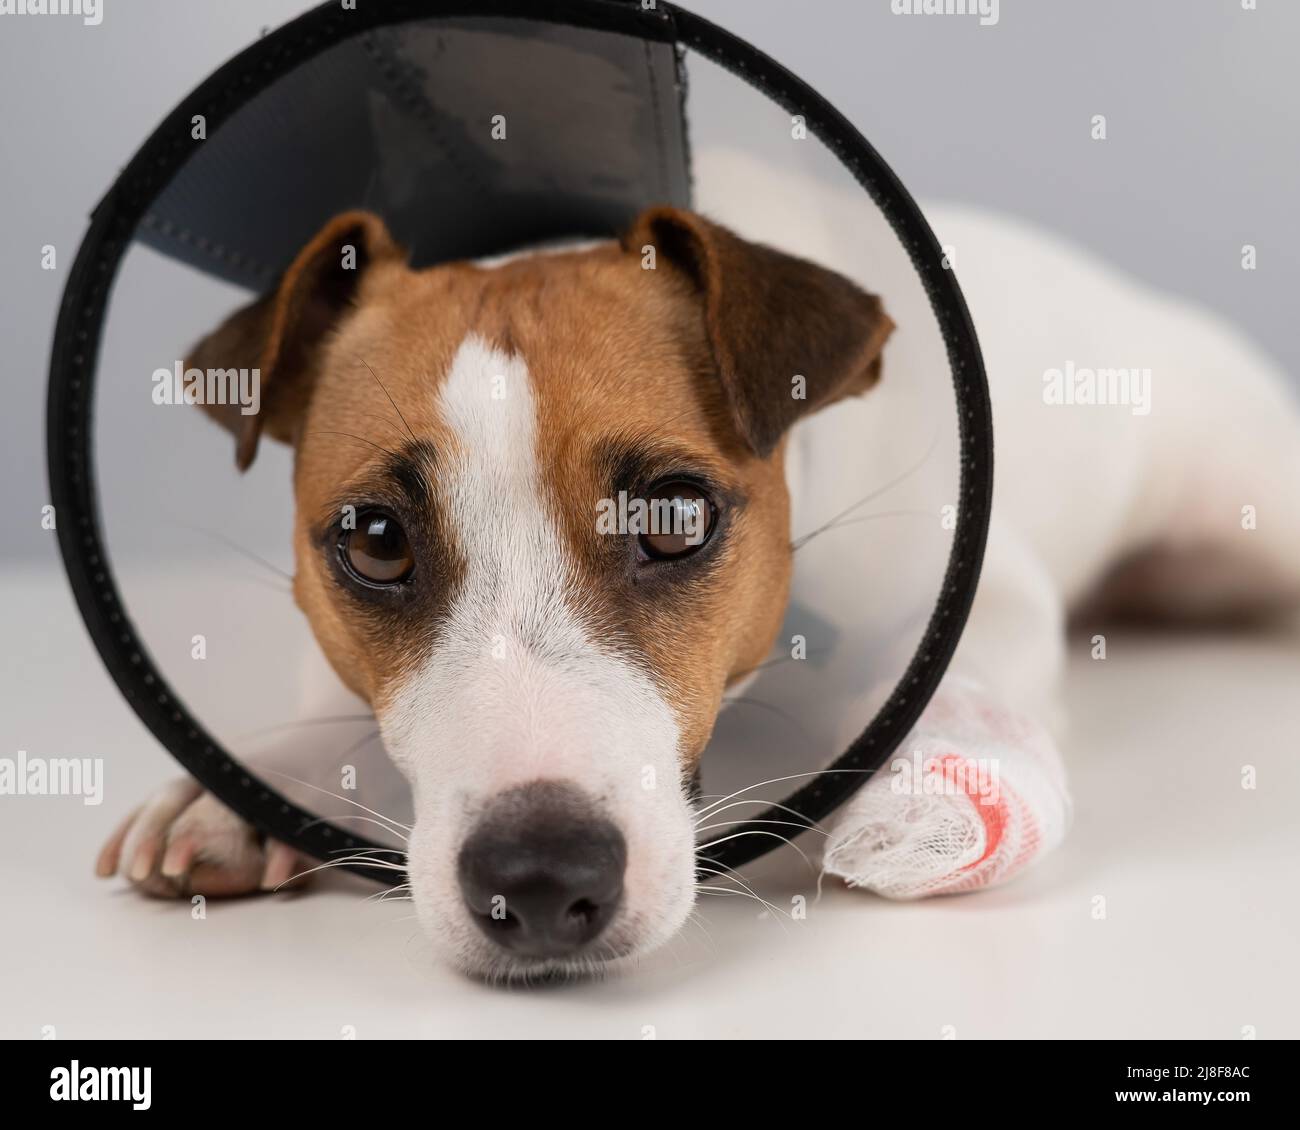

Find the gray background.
xmin=1 ymin=0 xmax=1295 ymax=563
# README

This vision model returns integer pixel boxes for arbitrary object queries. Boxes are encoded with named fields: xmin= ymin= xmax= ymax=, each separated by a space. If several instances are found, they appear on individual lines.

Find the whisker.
xmin=308 ymin=430 xmax=401 ymax=461
xmin=276 ymin=854 xmax=407 ymax=889
xmin=694 ymin=855 xmax=752 ymax=884
xmin=358 ymin=357 xmax=417 ymax=443
xmin=693 ymin=767 xmax=875 ymax=820
xmin=694 ymin=863 xmax=775 ymax=909
xmin=681 ymin=909 xmax=715 ymax=950
xmin=725 ymin=648 xmax=832 ymax=685
xmin=353 ymin=410 xmax=415 ymax=449
xmin=694 ymin=795 xmax=825 ymax=831
xmin=305 ymin=851 xmax=406 ymax=870
xmin=365 ymin=883 xmax=412 ymax=905
xmin=791 ymin=427 xmax=942 ymax=552
xmin=258 ymin=768 xmax=413 ymax=834
xmin=696 ymin=828 xmax=816 ymax=874
xmin=717 ymin=696 xmax=804 ymax=728
xmin=694 ymin=817 xmax=830 ymax=839
xmin=303 ymin=813 xmax=410 ymax=842
xmin=694 ymin=857 xmax=795 ymax=914
xmin=165 ymin=519 xmax=292 ymax=585
xmin=334 ymin=728 xmax=384 ymax=763
xmin=798 ymin=507 xmax=941 ymax=544
xmin=234 ymin=714 xmax=376 ymax=745
xmin=694 ymin=885 xmax=791 ymax=932
xmin=224 ymin=573 xmax=290 ymax=596
xmin=376 ymin=886 xmax=413 ymax=903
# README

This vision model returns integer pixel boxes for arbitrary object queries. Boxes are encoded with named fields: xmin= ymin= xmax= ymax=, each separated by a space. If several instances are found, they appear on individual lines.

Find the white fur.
xmin=697 ymin=147 xmax=1300 ymax=897
xmin=377 ymin=336 xmax=695 ymax=976
xmin=691 ymin=144 xmax=1300 ymax=724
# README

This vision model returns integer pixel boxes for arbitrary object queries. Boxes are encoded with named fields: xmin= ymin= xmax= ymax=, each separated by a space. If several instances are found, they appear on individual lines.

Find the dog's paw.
xmin=95 ymin=779 xmax=312 ymax=898
xmin=821 ymin=680 xmax=1071 ymax=899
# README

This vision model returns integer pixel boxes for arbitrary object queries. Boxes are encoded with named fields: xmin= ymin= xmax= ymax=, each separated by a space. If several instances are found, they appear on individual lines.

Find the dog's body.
xmin=97 ymin=149 xmax=1300 ymax=976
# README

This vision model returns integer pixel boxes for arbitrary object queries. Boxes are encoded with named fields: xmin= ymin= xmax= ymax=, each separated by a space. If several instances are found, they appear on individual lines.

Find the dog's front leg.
xmin=95 ymin=664 xmax=377 ymax=898
xmin=821 ymin=521 xmax=1073 ymax=898
xmin=95 ymin=777 xmax=312 ymax=898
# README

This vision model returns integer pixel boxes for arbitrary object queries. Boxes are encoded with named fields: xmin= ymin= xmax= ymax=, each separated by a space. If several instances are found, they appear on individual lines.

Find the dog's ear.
xmin=626 ymin=207 xmax=894 ymax=457
xmin=186 ymin=211 xmax=402 ymax=470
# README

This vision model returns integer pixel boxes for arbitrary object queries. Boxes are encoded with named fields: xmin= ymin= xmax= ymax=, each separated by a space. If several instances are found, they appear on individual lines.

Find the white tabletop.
xmin=2 ymin=561 xmax=1297 ymax=1040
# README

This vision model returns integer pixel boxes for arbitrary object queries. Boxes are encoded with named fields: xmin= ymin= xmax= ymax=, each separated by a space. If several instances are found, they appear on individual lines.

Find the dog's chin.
xmin=454 ymin=930 xmax=652 ymax=987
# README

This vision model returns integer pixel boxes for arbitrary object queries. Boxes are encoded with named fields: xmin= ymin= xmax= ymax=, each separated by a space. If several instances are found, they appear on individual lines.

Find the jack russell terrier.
xmin=95 ymin=149 xmax=1300 ymax=980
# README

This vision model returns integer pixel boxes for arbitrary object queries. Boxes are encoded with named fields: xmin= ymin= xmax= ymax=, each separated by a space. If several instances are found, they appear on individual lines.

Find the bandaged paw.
xmin=821 ymin=679 xmax=1070 ymax=899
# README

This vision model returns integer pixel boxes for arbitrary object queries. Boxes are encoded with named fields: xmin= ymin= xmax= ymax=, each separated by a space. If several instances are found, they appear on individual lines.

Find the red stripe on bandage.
xmin=933 ymin=754 xmax=1008 ymax=873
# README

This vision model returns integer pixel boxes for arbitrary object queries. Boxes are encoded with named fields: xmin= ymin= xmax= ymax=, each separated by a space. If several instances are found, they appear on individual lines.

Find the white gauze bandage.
xmin=821 ymin=678 xmax=1071 ymax=900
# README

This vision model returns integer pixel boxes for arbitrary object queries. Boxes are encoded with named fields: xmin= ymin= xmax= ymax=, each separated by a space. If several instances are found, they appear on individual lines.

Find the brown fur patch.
xmin=625 ymin=207 xmax=894 ymax=457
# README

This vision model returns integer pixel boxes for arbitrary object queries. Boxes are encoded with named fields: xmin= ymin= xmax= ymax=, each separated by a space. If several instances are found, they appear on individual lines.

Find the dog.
xmin=95 ymin=148 xmax=1300 ymax=979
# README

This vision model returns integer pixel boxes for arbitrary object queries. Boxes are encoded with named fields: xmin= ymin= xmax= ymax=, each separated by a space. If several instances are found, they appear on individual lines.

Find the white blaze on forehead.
xmin=381 ymin=332 xmax=684 ymax=798
xmin=472 ymin=238 xmax=608 ymax=271
xmin=435 ymin=333 xmax=573 ymax=661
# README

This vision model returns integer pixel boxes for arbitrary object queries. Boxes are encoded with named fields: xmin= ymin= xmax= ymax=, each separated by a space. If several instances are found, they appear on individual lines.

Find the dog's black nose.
xmin=457 ymin=781 xmax=626 ymax=960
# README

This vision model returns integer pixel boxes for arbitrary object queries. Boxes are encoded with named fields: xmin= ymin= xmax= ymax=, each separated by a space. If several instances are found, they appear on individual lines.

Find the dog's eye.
xmin=340 ymin=512 xmax=414 ymax=585
xmin=639 ymin=480 xmax=716 ymax=559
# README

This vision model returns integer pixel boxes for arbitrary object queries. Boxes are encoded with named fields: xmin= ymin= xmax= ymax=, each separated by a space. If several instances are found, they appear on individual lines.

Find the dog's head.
xmin=190 ymin=208 xmax=892 ymax=979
